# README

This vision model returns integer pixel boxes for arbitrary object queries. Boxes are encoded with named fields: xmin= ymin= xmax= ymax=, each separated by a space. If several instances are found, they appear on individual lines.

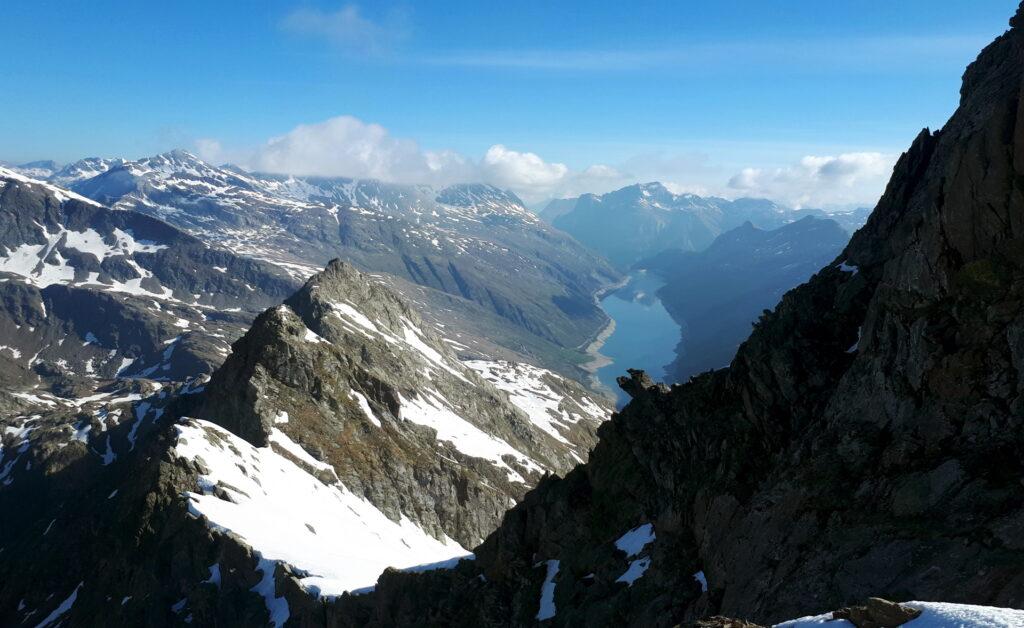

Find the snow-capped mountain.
xmin=4 ymin=160 xmax=61 ymax=179
xmin=0 ymin=166 xmax=296 ymax=401
xmin=67 ymin=151 xmax=620 ymax=377
xmin=0 ymin=257 xmax=611 ymax=625
xmin=48 ymin=157 xmax=126 ymax=187
xmin=198 ymin=260 xmax=610 ymax=547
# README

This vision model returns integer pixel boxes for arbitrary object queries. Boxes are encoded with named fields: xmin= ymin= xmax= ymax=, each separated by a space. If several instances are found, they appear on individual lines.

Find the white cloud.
xmin=727 ymin=152 xmax=896 ymax=208
xmin=251 ymin=116 xmax=447 ymax=182
xmin=203 ymin=115 xmax=892 ymax=207
xmin=480 ymin=145 xmax=568 ymax=189
xmin=238 ymin=116 xmax=625 ymax=203
xmin=194 ymin=138 xmax=224 ymax=163
xmin=282 ymin=4 xmax=408 ymax=55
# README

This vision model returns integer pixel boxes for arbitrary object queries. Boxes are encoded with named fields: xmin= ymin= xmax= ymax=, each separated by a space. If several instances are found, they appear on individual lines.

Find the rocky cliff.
xmin=324 ymin=6 xmax=1024 ymax=625
xmin=198 ymin=260 xmax=608 ymax=547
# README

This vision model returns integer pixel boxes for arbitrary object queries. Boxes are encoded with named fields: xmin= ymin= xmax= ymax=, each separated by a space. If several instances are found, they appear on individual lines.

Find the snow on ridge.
xmin=397 ymin=389 xmax=542 ymax=483
xmin=173 ymin=418 xmax=469 ymax=597
xmin=327 ymin=300 xmax=469 ymax=382
xmin=0 ymin=166 xmax=102 ymax=207
xmin=776 ymin=601 xmax=1024 ymax=627
xmin=464 ymin=360 xmax=609 ymax=446
xmin=0 ymin=220 xmax=171 ymax=297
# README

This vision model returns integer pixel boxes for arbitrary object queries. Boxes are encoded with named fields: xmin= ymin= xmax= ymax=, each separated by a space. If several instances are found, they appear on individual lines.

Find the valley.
xmin=2 ymin=2 xmax=1023 ymax=626
xmin=591 ymin=272 xmax=681 ymax=407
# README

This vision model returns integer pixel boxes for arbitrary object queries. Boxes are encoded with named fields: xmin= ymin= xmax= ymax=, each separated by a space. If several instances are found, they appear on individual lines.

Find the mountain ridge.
xmin=309 ymin=5 xmax=1024 ymax=624
xmin=62 ymin=152 xmax=621 ymax=379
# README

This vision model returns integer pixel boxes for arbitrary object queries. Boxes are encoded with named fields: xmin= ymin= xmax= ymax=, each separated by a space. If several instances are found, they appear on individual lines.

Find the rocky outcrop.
xmin=832 ymin=598 xmax=922 ymax=628
xmin=323 ymin=5 xmax=1024 ymax=625
xmin=198 ymin=260 xmax=608 ymax=547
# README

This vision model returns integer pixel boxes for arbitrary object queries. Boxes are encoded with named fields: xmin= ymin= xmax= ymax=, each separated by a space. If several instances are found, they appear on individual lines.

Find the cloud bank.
xmin=197 ymin=115 xmax=893 ymax=208
xmin=216 ymin=116 xmax=628 ymax=203
xmin=727 ymin=152 xmax=896 ymax=209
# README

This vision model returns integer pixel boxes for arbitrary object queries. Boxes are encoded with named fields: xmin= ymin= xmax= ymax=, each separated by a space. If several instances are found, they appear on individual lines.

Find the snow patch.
xmin=616 ymin=557 xmax=651 ymax=586
xmin=33 ymin=581 xmax=83 ymax=628
xmin=776 ymin=601 xmax=1024 ymax=627
xmin=173 ymin=419 xmax=469 ymax=597
xmin=615 ymin=523 xmax=655 ymax=557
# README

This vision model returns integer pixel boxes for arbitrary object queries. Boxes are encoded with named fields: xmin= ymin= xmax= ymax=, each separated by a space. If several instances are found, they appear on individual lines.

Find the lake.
xmin=594 ymin=271 xmax=681 ymax=408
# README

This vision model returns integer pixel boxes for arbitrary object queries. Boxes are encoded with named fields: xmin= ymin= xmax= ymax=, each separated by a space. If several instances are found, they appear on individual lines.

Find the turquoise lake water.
xmin=595 ymin=272 xmax=682 ymax=408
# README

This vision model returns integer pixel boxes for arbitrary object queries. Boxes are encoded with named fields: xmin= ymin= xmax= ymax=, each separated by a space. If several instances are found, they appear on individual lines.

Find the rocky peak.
xmin=197 ymin=259 xmax=608 ymax=547
xmin=48 ymin=157 xmax=126 ymax=187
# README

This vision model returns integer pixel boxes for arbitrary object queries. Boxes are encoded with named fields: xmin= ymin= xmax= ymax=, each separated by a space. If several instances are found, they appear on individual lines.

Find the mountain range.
xmin=0 ymin=183 xmax=613 ymax=623
xmin=53 ymin=151 xmax=619 ymax=378
xmin=3 ymin=4 xmax=1024 ymax=625
xmin=545 ymin=182 xmax=869 ymax=269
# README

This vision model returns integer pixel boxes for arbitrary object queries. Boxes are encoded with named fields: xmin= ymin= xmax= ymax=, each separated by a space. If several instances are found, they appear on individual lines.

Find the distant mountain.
xmin=8 ymin=159 xmax=61 ymax=179
xmin=68 ymin=151 xmax=620 ymax=377
xmin=546 ymin=183 xmax=871 ymax=269
xmin=0 ymin=166 xmax=296 ymax=399
xmin=637 ymin=216 xmax=850 ymax=380
xmin=790 ymin=205 xmax=872 ymax=234
xmin=537 ymin=197 xmax=579 ymax=223
xmin=48 ymin=157 xmax=125 ymax=187
xmin=550 ymin=183 xmax=791 ymax=268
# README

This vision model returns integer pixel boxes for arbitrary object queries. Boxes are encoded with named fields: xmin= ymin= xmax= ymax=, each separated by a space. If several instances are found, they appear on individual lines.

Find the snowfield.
xmin=464 ymin=359 xmax=610 ymax=449
xmin=173 ymin=419 xmax=470 ymax=608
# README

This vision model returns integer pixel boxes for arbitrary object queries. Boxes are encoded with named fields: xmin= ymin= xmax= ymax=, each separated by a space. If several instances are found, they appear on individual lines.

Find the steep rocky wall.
xmin=325 ymin=6 xmax=1024 ymax=626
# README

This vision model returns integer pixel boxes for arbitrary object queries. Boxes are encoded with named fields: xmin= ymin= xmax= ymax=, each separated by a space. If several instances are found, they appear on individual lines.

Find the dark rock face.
xmin=638 ymin=216 xmax=851 ymax=381
xmin=832 ymin=598 xmax=922 ymax=628
xmin=324 ymin=6 xmax=1024 ymax=625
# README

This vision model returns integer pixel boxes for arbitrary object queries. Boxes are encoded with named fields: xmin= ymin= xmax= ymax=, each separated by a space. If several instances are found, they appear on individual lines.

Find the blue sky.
xmin=2 ymin=1 xmax=1019 ymax=206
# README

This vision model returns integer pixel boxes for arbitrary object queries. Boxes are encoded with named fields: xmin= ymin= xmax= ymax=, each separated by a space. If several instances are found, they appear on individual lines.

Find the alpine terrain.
xmin=313 ymin=8 xmax=1024 ymax=624
xmin=64 ymin=153 xmax=620 ymax=377
xmin=2 ymin=2 xmax=1024 ymax=627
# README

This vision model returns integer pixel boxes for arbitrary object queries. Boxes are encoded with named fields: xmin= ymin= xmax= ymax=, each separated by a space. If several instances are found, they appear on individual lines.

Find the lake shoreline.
xmin=589 ymin=272 xmax=682 ymax=407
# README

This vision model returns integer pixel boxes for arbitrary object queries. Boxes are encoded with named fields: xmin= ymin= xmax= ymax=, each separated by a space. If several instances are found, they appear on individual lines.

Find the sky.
xmin=2 ymin=1 xmax=1020 ymax=207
